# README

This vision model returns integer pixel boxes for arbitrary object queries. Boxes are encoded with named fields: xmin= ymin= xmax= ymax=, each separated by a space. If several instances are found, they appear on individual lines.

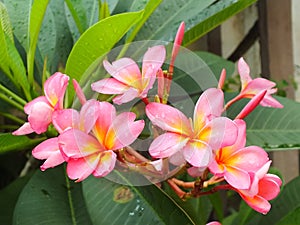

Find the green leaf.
xmin=226 ymin=96 xmax=300 ymax=150
xmin=276 ymin=207 xmax=300 ymax=225
xmin=0 ymin=2 xmax=14 ymax=42
xmin=0 ymin=133 xmax=44 ymax=154
xmin=27 ymin=0 xmax=50 ymax=86
xmin=0 ymin=172 xmax=33 ymax=224
xmin=133 ymin=0 xmax=215 ymax=42
xmin=65 ymin=10 xmax=143 ymax=105
xmin=4 ymin=0 xmax=30 ymax=51
xmin=13 ymin=166 xmax=92 ymax=225
xmin=183 ymin=0 xmax=258 ymax=46
xmin=82 ymin=172 xmax=195 ymax=225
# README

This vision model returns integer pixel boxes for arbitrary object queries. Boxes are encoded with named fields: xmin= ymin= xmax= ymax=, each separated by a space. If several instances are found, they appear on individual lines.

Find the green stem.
xmin=0 ymin=84 xmax=27 ymax=106
xmin=64 ymin=166 xmax=77 ymax=225
xmin=0 ymin=112 xmax=25 ymax=124
xmin=0 ymin=93 xmax=24 ymax=111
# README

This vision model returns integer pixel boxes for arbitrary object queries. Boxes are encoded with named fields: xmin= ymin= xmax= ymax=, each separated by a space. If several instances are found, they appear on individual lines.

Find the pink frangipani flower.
xmin=236 ymin=161 xmax=282 ymax=214
xmin=13 ymin=72 xmax=69 ymax=135
xmin=235 ymin=58 xmax=283 ymax=108
xmin=91 ymin=45 xmax=166 ymax=105
xmin=32 ymin=99 xmax=100 ymax=171
xmin=146 ymin=88 xmax=238 ymax=168
xmin=58 ymin=101 xmax=145 ymax=181
xmin=209 ymin=119 xmax=269 ymax=190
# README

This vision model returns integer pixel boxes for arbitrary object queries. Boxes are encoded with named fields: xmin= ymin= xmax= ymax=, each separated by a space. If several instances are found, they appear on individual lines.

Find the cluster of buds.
xmin=13 ymin=22 xmax=283 ymax=220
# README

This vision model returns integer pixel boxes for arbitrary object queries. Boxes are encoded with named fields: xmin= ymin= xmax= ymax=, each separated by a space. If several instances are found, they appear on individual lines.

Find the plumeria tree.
xmin=1 ymin=1 xmax=300 ymax=225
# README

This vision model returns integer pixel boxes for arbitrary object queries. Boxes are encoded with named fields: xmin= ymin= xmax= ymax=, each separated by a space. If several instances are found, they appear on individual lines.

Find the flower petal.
xmin=93 ymin=150 xmax=116 ymax=177
xmin=239 ymin=193 xmax=271 ymax=214
xmin=238 ymin=57 xmax=252 ymax=90
xmin=224 ymin=166 xmax=251 ymax=189
xmin=66 ymin=153 xmax=100 ymax=182
xmin=24 ymin=96 xmax=48 ymax=115
xmin=72 ymin=79 xmax=86 ymax=105
xmin=112 ymin=87 xmax=139 ymax=105
xmin=146 ymin=102 xmax=192 ymax=136
xmin=194 ymin=88 xmax=224 ymax=134
xmin=149 ymin=133 xmax=189 ymax=158
xmin=79 ymin=99 xmax=99 ymax=133
xmin=183 ymin=140 xmax=212 ymax=167
xmin=105 ymin=112 xmax=144 ymax=150
xmin=28 ymin=101 xmax=53 ymax=134
xmin=32 ymin=138 xmax=64 ymax=171
xmin=103 ymin=58 xmax=141 ymax=85
xmin=142 ymin=45 xmax=166 ymax=73
xmin=44 ymin=72 xmax=69 ymax=109
xmin=52 ymin=109 xmax=79 ymax=133
xmin=59 ymin=129 xmax=103 ymax=158
xmin=199 ymin=117 xmax=237 ymax=150
xmin=258 ymin=174 xmax=282 ymax=200
xmin=91 ymin=78 xmax=129 ymax=95
xmin=12 ymin=122 xmax=34 ymax=135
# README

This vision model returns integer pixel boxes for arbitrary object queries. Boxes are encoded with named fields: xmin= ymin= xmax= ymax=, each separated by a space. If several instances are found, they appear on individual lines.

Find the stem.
xmin=223 ymin=94 xmax=243 ymax=111
xmin=125 ymin=146 xmax=149 ymax=163
xmin=167 ymin=179 xmax=187 ymax=199
xmin=0 ymin=112 xmax=25 ymax=124
xmin=64 ymin=166 xmax=77 ymax=225
xmin=141 ymin=97 xmax=149 ymax=105
xmin=0 ymin=84 xmax=27 ymax=106
xmin=0 ymin=93 xmax=25 ymax=111
xmin=195 ymin=184 xmax=234 ymax=197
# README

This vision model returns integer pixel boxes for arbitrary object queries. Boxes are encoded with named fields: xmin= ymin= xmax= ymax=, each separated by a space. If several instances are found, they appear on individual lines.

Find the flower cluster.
xmin=13 ymin=22 xmax=282 ymax=217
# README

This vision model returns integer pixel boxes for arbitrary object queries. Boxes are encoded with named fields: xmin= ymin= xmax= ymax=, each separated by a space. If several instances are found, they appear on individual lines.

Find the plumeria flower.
xmin=32 ymin=99 xmax=100 ymax=171
xmin=209 ymin=119 xmax=269 ymax=190
xmin=236 ymin=161 xmax=282 ymax=214
xmin=146 ymin=88 xmax=238 ymax=168
xmin=206 ymin=222 xmax=222 ymax=225
xmin=226 ymin=58 xmax=283 ymax=109
xmin=58 ymin=101 xmax=145 ymax=181
xmin=91 ymin=45 xmax=166 ymax=105
xmin=13 ymin=72 xmax=69 ymax=135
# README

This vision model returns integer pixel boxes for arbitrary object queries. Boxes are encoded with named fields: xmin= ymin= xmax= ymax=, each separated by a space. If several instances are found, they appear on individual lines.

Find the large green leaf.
xmin=82 ymin=172 xmax=195 ymax=225
xmin=226 ymin=96 xmax=300 ymax=150
xmin=0 ymin=133 xmax=44 ymax=154
xmin=0 ymin=2 xmax=13 ymax=42
xmin=133 ymin=0 xmax=215 ymax=42
xmin=183 ymin=0 xmax=257 ymax=46
xmin=13 ymin=166 xmax=92 ymax=225
xmin=65 ymin=10 xmax=143 ymax=104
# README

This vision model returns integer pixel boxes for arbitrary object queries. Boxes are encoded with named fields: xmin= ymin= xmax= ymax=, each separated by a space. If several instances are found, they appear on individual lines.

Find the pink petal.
xmin=66 ymin=153 xmax=100 ymax=182
xmin=72 ymin=79 xmax=86 ymax=105
xmin=229 ymin=146 xmax=269 ymax=172
xmin=104 ymin=112 xmax=144 ymax=150
xmin=12 ymin=122 xmax=34 ymax=135
xmin=260 ymin=94 xmax=283 ymax=108
xmin=169 ymin=22 xmax=185 ymax=69
xmin=142 ymin=45 xmax=166 ymax=73
xmin=52 ymin=109 xmax=79 ymax=133
xmin=149 ymin=133 xmax=189 ymax=158
xmin=28 ymin=101 xmax=53 ymax=134
xmin=44 ymin=72 xmax=69 ymax=109
xmin=103 ymin=58 xmax=141 ymax=85
xmin=157 ymin=69 xmax=164 ymax=100
xmin=112 ymin=87 xmax=139 ymax=105
xmin=244 ymin=78 xmax=277 ymax=93
xmin=140 ymin=66 xmax=156 ymax=98
xmin=91 ymin=78 xmax=129 ymax=94
xmin=258 ymin=174 xmax=282 ymax=200
xmin=169 ymin=150 xmax=186 ymax=166
xmin=199 ymin=117 xmax=237 ymax=150
xmin=218 ymin=69 xmax=226 ymax=89
xmin=238 ymin=57 xmax=252 ymax=89
xmin=183 ymin=140 xmax=212 ymax=167
xmin=236 ymin=90 xmax=267 ymax=119
xmin=79 ymin=99 xmax=99 ymax=133
xmin=224 ymin=166 xmax=251 ymax=189
xmin=194 ymin=88 xmax=224 ymax=134
xmin=239 ymin=193 xmax=271 ymax=214
xmin=32 ymin=138 xmax=64 ymax=171
xmin=59 ymin=129 xmax=103 ymax=158
xmin=187 ymin=166 xmax=206 ymax=177
xmin=146 ymin=103 xmax=192 ymax=136
xmin=206 ymin=222 xmax=222 ymax=225
xmin=93 ymin=150 xmax=116 ymax=177
xmin=24 ymin=96 xmax=49 ymax=115
xmin=93 ymin=102 xmax=116 ymax=146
